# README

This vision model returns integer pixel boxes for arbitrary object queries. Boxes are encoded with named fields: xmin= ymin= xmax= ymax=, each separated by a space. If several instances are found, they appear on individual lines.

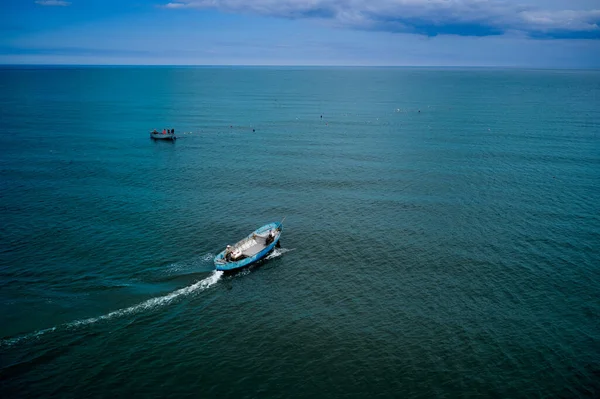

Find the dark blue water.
xmin=1 ymin=67 xmax=599 ymax=397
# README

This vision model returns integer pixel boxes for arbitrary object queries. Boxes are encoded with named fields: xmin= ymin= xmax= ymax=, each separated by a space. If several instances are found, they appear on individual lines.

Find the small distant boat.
xmin=150 ymin=129 xmax=176 ymax=140
xmin=214 ymin=222 xmax=283 ymax=272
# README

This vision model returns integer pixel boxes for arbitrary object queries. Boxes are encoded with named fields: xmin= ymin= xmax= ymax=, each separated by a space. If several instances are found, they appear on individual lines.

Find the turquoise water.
xmin=0 ymin=67 xmax=599 ymax=397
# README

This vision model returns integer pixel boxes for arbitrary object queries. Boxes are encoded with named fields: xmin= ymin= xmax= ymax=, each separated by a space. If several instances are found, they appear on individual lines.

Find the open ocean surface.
xmin=0 ymin=66 xmax=599 ymax=398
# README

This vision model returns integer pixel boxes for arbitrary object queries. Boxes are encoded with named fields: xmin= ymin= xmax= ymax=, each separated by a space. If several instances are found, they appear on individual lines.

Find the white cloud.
xmin=164 ymin=2 xmax=187 ymax=9
xmin=161 ymin=0 xmax=600 ymax=38
xmin=519 ymin=9 xmax=600 ymax=32
xmin=35 ymin=0 xmax=71 ymax=6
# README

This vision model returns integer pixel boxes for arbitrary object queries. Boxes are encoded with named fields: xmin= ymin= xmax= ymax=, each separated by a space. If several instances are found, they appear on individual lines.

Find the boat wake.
xmin=66 ymin=270 xmax=222 ymax=327
xmin=163 ymin=253 xmax=215 ymax=276
xmin=0 ymin=270 xmax=223 ymax=348
xmin=266 ymin=247 xmax=294 ymax=259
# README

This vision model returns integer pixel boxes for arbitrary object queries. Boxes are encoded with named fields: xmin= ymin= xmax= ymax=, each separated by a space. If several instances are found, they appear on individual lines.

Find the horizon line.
xmin=1 ymin=63 xmax=599 ymax=70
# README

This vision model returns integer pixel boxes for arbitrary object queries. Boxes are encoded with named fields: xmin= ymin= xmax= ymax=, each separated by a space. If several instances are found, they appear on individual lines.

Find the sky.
xmin=1 ymin=0 xmax=599 ymax=67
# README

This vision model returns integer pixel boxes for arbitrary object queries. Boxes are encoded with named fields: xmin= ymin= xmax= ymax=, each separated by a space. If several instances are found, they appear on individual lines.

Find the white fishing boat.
xmin=150 ymin=129 xmax=176 ymax=140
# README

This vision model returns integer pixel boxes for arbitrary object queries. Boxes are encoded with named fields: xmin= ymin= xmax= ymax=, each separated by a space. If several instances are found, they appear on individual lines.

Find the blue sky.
xmin=1 ymin=0 xmax=599 ymax=67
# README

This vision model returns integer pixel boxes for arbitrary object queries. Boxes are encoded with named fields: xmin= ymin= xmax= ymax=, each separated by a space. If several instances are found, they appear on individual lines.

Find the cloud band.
xmin=163 ymin=0 xmax=600 ymax=39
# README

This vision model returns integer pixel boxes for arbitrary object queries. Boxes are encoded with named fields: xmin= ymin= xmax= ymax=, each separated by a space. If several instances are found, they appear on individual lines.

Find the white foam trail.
xmin=1 ymin=271 xmax=223 ymax=347
xmin=67 ymin=271 xmax=222 ymax=327
xmin=0 ymin=327 xmax=57 ymax=348
xmin=266 ymin=248 xmax=294 ymax=259
xmin=165 ymin=253 xmax=215 ymax=275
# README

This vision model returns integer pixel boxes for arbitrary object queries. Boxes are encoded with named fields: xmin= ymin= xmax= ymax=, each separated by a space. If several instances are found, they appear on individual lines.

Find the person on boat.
xmin=266 ymin=229 xmax=276 ymax=245
xmin=225 ymin=245 xmax=233 ymax=261
xmin=163 ymin=128 xmax=166 ymax=134
xmin=172 ymin=128 xmax=175 ymax=134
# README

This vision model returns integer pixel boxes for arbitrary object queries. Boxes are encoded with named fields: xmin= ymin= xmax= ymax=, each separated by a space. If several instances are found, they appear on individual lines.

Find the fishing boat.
xmin=150 ymin=129 xmax=176 ymax=140
xmin=214 ymin=222 xmax=283 ymax=272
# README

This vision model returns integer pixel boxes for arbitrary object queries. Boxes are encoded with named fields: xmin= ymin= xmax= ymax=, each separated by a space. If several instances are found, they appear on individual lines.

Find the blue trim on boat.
xmin=214 ymin=222 xmax=282 ymax=272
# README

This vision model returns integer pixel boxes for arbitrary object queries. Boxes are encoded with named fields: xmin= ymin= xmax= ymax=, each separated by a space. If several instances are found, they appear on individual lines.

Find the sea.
xmin=0 ymin=66 xmax=599 ymax=398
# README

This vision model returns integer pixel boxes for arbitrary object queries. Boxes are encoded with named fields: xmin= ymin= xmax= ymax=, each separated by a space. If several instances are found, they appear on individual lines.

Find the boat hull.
xmin=150 ymin=132 xmax=176 ymax=140
xmin=214 ymin=222 xmax=282 ymax=272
